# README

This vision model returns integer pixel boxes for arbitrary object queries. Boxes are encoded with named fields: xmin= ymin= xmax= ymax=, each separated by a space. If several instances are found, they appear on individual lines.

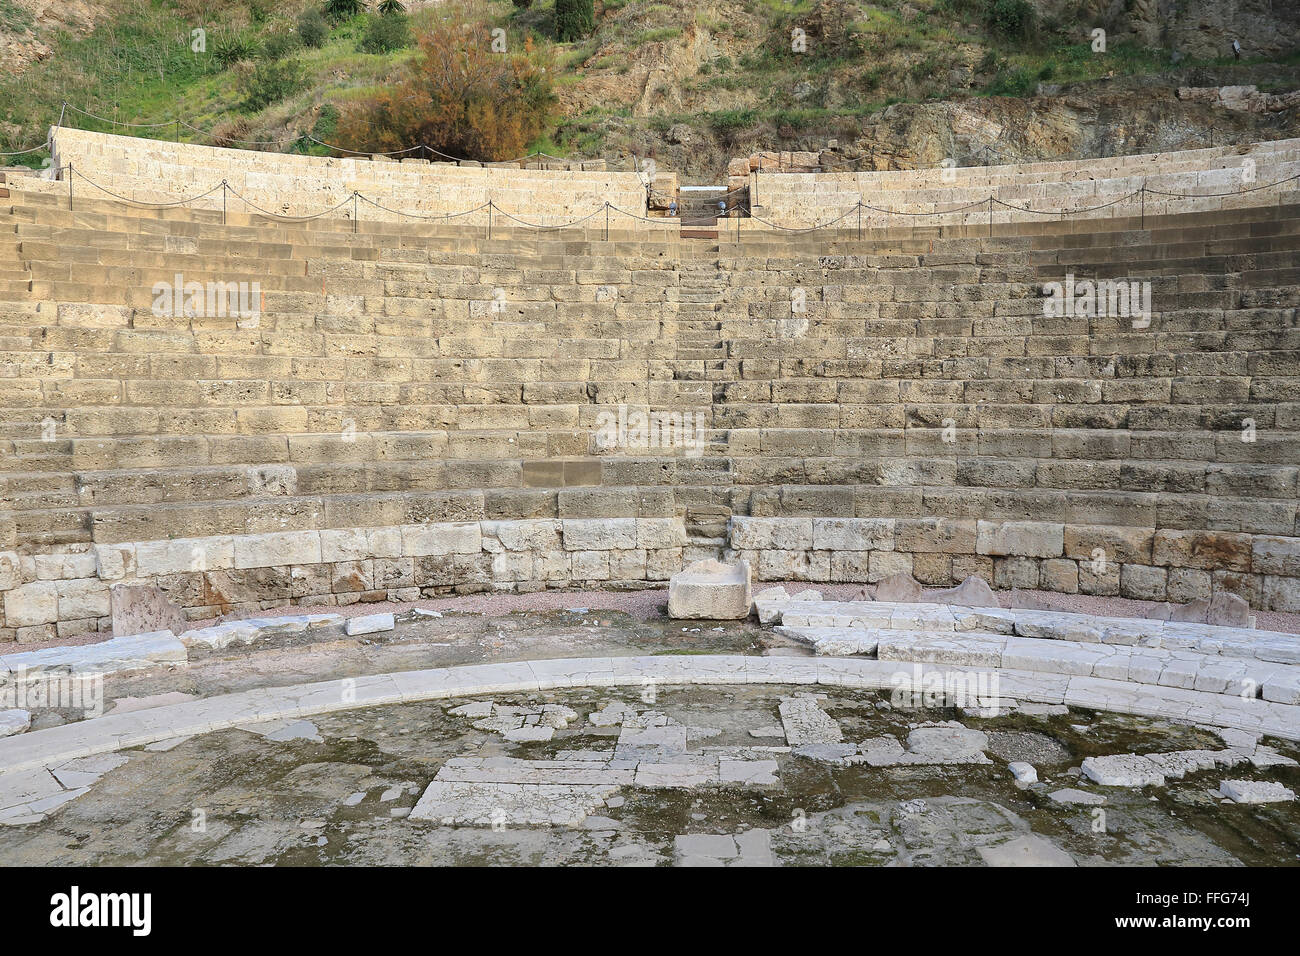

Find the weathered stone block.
xmin=636 ymin=518 xmax=688 ymax=550
xmin=667 ymin=559 xmax=752 ymax=619
xmin=110 ymin=583 xmax=186 ymax=637
xmin=137 ymin=537 xmax=235 ymax=576
xmin=233 ymin=531 xmax=322 ymax=570
xmin=811 ymin=518 xmax=894 ymax=552
xmin=977 ymin=521 xmax=1064 ymax=558
xmin=1152 ymin=530 xmax=1252 ymax=571
xmin=730 ymin=517 xmax=814 ymax=551
xmin=1252 ymin=536 xmax=1300 ymax=576
xmin=1120 ymin=564 xmax=1168 ymax=601
xmin=3 ymin=582 xmax=58 ymax=627
xmin=401 ymin=522 xmax=482 ymax=556
xmin=562 ymin=518 xmax=637 ymax=551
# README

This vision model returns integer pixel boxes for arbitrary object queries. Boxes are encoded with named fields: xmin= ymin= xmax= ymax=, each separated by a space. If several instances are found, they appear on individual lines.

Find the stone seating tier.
xmin=0 ymin=171 xmax=1297 ymax=639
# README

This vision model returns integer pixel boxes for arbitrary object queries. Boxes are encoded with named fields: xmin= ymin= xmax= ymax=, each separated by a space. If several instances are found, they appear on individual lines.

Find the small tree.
xmin=337 ymin=19 xmax=555 ymax=161
xmin=554 ymin=0 xmax=594 ymax=42
xmin=377 ymin=0 xmax=407 ymax=13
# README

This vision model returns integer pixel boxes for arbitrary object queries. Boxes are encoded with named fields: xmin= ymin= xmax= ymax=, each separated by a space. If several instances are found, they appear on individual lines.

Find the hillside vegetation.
xmin=0 ymin=0 xmax=1297 ymax=179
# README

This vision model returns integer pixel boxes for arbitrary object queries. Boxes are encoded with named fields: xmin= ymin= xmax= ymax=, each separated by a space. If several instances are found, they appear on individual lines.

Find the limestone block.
xmin=34 ymin=552 xmax=97 ymax=581
xmin=136 ymin=537 xmax=235 ymax=576
xmin=110 ymin=584 xmax=186 ymax=637
xmin=0 ymin=709 xmax=31 ymax=737
xmin=400 ymin=523 xmax=481 ymax=556
xmin=868 ymin=552 xmax=914 ymax=582
xmin=1120 ymin=564 xmax=1167 ymax=601
xmin=667 ymin=559 xmax=753 ymax=620
xmin=3 ymin=582 xmax=58 ymax=627
xmin=562 ymin=518 xmax=637 ymax=551
xmin=571 ymin=550 xmax=610 ymax=580
xmin=57 ymin=579 xmax=111 ymax=620
xmin=977 ymin=520 xmax=1064 ymax=558
xmin=482 ymin=520 xmax=562 ymax=553
xmin=0 ymin=552 xmax=21 ymax=591
xmin=730 ymin=517 xmax=813 ymax=551
xmin=1152 ymin=530 xmax=1252 ymax=571
xmin=92 ymin=543 xmax=135 ymax=581
xmin=1252 ymin=536 xmax=1300 ymax=576
xmin=609 ymin=549 xmax=647 ymax=580
xmin=345 ymin=613 xmax=394 ymax=636
xmin=636 ymin=518 xmax=688 ymax=550
xmin=812 ymin=518 xmax=895 ymax=551
xmin=233 ymin=531 xmax=322 ymax=569
xmin=320 ymin=529 xmax=372 ymax=563
xmin=1218 ymin=780 xmax=1295 ymax=804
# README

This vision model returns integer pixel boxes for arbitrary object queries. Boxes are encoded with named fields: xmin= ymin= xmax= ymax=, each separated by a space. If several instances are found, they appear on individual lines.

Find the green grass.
xmin=0 ymin=0 xmax=35 ymax=34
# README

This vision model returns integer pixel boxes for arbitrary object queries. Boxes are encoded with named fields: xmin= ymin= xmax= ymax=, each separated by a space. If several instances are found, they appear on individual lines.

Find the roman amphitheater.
xmin=0 ymin=126 xmax=1298 ymax=866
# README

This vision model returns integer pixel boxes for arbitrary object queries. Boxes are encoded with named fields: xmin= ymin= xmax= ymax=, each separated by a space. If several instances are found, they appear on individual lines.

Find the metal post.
xmin=1140 ymin=186 xmax=1145 ymax=230
xmin=68 ymin=162 xmax=73 ymax=211
xmin=222 ymin=181 xmax=227 ymax=225
xmin=57 ymin=102 xmax=67 ymax=129
xmin=175 ymin=119 xmax=180 ymax=143
xmin=857 ymin=201 xmax=862 ymax=240
xmin=987 ymin=197 xmax=992 ymax=237
xmin=353 ymin=192 xmax=358 ymax=234
xmin=488 ymin=200 xmax=493 ymax=240
xmin=753 ymin=165 xmax=758 ymax=207
xmin=604 ymin=202 xmax=609 ymax=241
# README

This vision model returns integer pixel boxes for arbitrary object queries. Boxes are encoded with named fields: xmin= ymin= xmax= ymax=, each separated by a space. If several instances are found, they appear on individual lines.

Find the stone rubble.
xmin=1081 ymin=749 xmax=1249 ymax=787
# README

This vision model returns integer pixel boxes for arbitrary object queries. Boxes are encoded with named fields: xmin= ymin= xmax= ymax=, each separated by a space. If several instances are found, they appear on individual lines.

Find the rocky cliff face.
xmin=0 ymin=0 xmax=106 ymax=75
xmin=1039 ymin=0 xmax=1300 ymax=60
xmin=839 ymin=74 xmax=1300 ymax=171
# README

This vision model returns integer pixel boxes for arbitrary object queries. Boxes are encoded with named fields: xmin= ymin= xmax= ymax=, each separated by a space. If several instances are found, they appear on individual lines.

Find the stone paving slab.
xmin=791 ymin=624 xmax=1300 ymax=702
xmin=0 ymin=654 xmax=1296 ymax=776
xmin=771 ymin=601 xmax=1300 ymax=664
xmin=0 ymin=632 xmax=187 ymax=683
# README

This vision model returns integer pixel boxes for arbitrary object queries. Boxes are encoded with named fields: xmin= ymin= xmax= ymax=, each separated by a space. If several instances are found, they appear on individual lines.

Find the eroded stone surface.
xmin=667 ymin=559 xmax=752 ymax=620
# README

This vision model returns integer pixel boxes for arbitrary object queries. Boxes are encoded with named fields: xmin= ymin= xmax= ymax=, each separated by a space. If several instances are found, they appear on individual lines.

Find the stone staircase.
xmin=673 ymin=256 xmax=728 ymax=375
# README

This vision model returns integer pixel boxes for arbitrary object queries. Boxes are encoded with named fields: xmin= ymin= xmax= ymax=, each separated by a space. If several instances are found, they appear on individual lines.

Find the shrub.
xmin=243 ymin=58 xmax=305 ymax=111
xmin=263 ymin=30 xmax=302 ymax=60
xmin=358 ymin=12 xmax=410 ymax=53
xmin=377 ymin=0 xmax=406 ymax=13
xmin=336 ymin=18 xmax=555 ymax=161
xmin=986 ymin=65 xmax=1034 ymax=96
xmin=554 ymin=0 xmax=594 ymax=42
xmin=297 ymin=8 xmax=329 ymax=47
xmin=985 ymin=0 xmax=1035 ymax=41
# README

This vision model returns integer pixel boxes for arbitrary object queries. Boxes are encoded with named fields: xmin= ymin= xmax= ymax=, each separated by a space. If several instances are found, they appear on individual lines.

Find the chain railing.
xmin=23 ymin=158 xmax=1300 ymax=239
